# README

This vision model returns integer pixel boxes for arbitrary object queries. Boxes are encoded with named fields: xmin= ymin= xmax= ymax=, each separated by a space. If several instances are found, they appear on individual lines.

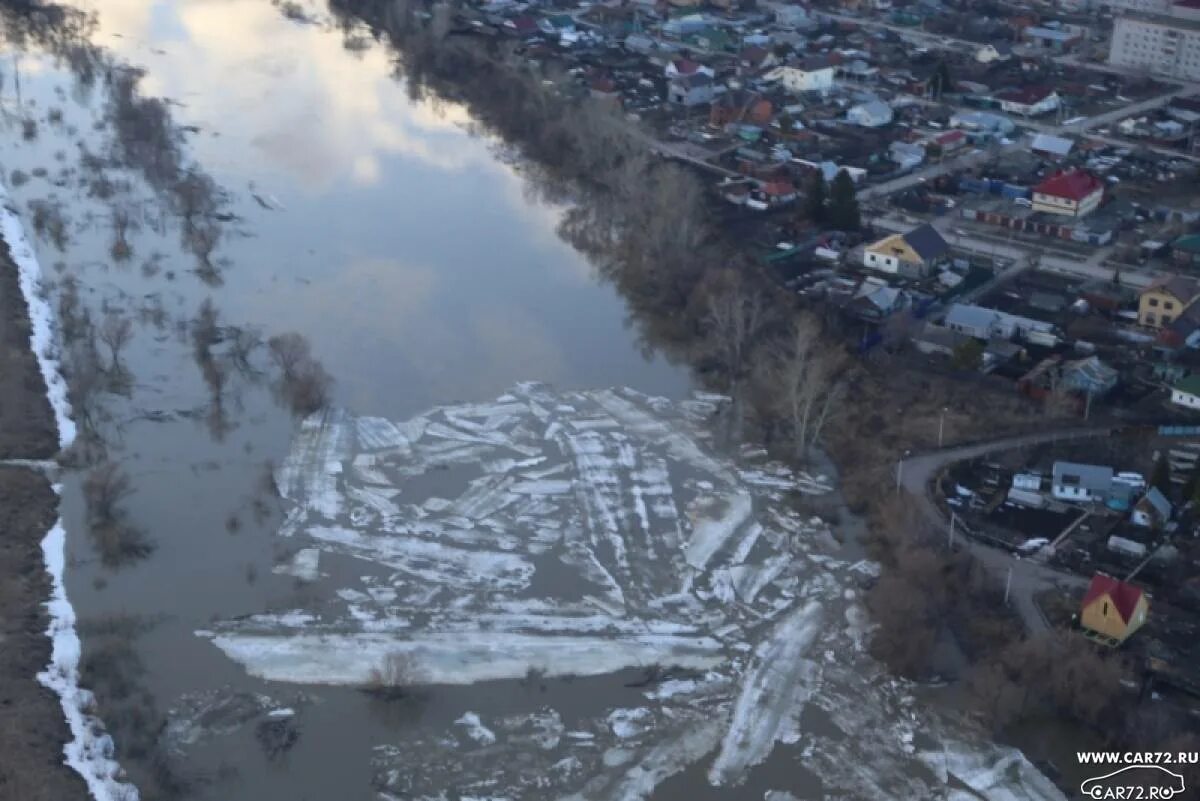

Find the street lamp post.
xmin=895 ymin=449 xmax=911 ymax=495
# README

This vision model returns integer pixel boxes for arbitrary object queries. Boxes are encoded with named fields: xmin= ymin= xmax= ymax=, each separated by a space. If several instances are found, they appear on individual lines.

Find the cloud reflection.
xmin=82 ymin=0 xmax=499 ymax=189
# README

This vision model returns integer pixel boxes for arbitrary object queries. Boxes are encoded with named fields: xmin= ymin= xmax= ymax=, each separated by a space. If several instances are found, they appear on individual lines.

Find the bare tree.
xmin=267 ymin=332 xmax=311 ymax=378
xmin=769 ymin=313 xmax=848 ymax=460
xmin=227 ymin=326 xmax=263 ymax=376
xmin=83 ymin=462 xmax=131 ymax=526
xmin=82 ymin=462 xmax=153 ymax=566
xmin=267 ymin=332 xmax=333 ymax=416
xmin=701 ymin=269 xmax=773 ymax=442
xmin=110 ymin=204 xmax=137 ymax=261
xmin=98 ymin=310 xmax=133 ymax=370
xmin=366 ymin=652 xmax=418 ymax=700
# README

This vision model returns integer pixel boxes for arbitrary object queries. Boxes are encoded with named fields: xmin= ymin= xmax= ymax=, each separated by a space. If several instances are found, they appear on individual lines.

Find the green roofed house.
xmin=1173 ymin=234 xmax=1200 ymax=268
xmin=1170 ymin=374 xmax=1200 ymax=411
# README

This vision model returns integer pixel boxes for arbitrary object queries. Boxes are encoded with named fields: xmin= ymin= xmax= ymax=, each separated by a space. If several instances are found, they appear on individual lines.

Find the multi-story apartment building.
xmin=1106 ymin=0 xmax=1172 ymax=13
xmin=1109 ymin=1 xmax=1200 ymax=80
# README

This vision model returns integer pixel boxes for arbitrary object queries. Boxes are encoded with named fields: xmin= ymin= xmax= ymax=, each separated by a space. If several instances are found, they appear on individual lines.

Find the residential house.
xmin=1156 ymin=302 xmax=1200 ymax=350
xmin=737 ymin=46 xmax=777 ymax=74
xmin=975 ymin=42 xmax=1013 ymax=63
xmin=665 ymin=58 xmax=714 ymax=79
xmin=1030 ymin=133 xmax=1074 ymax=159
xmin=538 ymin=14 xmax=575 ymax=36
xmin=1052 ymin=461 xmax=1114 ymax=503
xmin=1172 ymin=234 xmax=1200 ymax=267
xmin=1171 ymin=374 xmax=1200 ymax=410
xmin=846 ymin=283 xmax=911 ymax=321
xmin=889 ymin=141 xmax=926 ymax=170
xmin=770 ymin=1 xmax=814 ymax=28
xmin=1060 ymin=356 xmax=1119 ymax=398
xmin=682 ymin=26 xmax=733 ymax=54
xmin=710 ymin=91 xmax=773 ymax=127
xmin=667 ymin=73 xmax=715 ymax=106
xmin=503 ymin=15 xmax=539 ymax=36
xmin=996 ymin=86 xmax=1061 ymax=117
xmin=1080 ymin=573 xmax=1149 ymax=644
xmin=949 ymin=110 xmax=1015 ymax=134
xmin=765 ymin=58 xmax=837 ymax=94
xmin=931 ymin=130 xmax=967 ymax=153
xmin=862 ymin=223 xmax=949 ymax=277
xmin=746 ymin=180 xmax=798 ymax=210
xmin=1138 ymin=275 xmax=1200 ymax=329
xmin=1132 ymin=487 xmax=1172 ymax=528
xmin=1022 ymin=24 xmax=1083 ymax=52
xmin=846 ymin=99 xmax=893 ymax=127
xmin=944 ymin=303 xmax=1059 ymax=346
xmin=1032 ymin=170 xmax=1104 ymax=218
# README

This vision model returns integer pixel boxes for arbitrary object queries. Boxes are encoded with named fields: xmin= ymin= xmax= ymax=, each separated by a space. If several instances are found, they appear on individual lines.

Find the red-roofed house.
xmin=1033 ymin=170 xmax=1104 ymax=217
xmin=1080 ymin=573 xmax=1149 ymax=644
xmin=503 ymin=15 xmax=539 ymax=36
xmin=996 ymin=86 xmax=1060 ymax=117
xmin=933 ymin=129 xmax=967 ymax=152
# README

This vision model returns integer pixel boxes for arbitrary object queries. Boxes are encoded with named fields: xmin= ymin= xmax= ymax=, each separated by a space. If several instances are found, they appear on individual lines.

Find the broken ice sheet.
xmin=201 ymin=385 xmax=1063 ymax=800
xmin=163 ymin=687 xmax=310 ymax=757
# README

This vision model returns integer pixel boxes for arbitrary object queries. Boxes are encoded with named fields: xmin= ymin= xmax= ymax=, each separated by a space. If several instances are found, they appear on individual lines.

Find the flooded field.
xmin=0 ymin=1 xmax=1065 ymax=799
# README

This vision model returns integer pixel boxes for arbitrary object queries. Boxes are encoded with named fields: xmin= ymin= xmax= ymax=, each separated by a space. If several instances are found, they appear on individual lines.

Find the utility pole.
xmin=1004 ymin=563 xmax=1013 ymax=605
xmin=938 ymin=406 xmax=948 ymax=447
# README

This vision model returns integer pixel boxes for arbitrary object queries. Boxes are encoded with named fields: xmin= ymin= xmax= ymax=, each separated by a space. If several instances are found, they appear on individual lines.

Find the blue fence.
xmin=1159 ymin=425 xmax=1200 ymax=437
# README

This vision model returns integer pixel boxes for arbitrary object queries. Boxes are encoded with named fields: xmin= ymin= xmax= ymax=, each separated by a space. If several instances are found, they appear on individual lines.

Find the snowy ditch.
xmin=196 ymin=383 xmax=1065 ymax=800
xmin=2 ymin=188 xmax=138 ymax=800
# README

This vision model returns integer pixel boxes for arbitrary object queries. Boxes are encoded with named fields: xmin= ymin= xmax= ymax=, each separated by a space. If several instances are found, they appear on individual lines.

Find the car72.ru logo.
xmin=1080 ymin=765 xmax=1187 ymax=799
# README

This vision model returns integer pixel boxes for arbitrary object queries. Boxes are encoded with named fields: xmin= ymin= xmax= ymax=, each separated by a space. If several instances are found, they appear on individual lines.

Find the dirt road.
xmin=897 ymin=429 xmax=1107 ymax=634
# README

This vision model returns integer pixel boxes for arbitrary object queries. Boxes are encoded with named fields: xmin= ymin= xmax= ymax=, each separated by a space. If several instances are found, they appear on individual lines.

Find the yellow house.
xmin=1080 ymin=573 xmax=1148 ymax=644
xmin=861 ymin=223 xmax=949 ymax=278
xmin=1138 ymin=275 xmax=1200 ymax=329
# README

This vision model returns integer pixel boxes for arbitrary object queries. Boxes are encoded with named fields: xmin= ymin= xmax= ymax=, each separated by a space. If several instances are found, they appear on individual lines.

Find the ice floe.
xmin=200 ymin=385 xmax=1062 ymax=801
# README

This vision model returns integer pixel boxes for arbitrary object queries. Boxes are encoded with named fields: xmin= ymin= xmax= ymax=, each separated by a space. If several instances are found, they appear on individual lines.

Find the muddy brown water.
xmin=0 ymin=2 xmax=1062 ymax=800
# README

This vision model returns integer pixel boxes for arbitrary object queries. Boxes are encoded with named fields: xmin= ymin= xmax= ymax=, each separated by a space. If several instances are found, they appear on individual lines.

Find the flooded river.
xmin=1 ymin=2 xmax=1065 ymax=799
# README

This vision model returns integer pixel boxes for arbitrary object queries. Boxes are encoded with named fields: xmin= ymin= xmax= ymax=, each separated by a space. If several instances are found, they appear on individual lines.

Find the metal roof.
xmin=1052 ymin=461 xmax=1114 ymax=493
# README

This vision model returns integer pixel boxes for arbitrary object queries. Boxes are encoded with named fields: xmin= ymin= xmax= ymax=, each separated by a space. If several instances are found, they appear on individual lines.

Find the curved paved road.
xmin=898 ymin=428 xmax=1109 ymax=634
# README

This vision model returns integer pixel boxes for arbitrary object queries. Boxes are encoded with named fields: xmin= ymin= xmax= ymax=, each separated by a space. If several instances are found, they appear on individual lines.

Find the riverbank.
xmin=0 ymin=236 xmax=86 ymax=799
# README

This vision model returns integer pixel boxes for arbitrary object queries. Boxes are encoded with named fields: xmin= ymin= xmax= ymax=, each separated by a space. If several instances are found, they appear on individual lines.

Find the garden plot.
xmin=201 ymin=384 xmax=1064 ymax=800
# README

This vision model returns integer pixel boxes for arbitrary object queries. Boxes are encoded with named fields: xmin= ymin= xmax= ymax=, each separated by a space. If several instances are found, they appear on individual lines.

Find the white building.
xmin=764 ymin=61 xmax=836 ymax=93
xmin=1052 ymin=462 xmax=1114 ymax=503
xmin=1108 ymin=4 xmax=1200 ymax=80
xmin=943 ymin=304 xmax=1060 ymax=346
xmin=996 ymin=87 xmax=1061 ymax=117
xmin=975 ymin=43 xmax=1013 ymax=63
xmin=845 ymin=100 xmax=893 ymax=127
xmin=1170 ymin=375 xmax=1200 ymax=409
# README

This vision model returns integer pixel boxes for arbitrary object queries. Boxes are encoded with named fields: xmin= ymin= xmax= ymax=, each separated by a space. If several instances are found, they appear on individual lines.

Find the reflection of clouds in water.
xmin=266 ymin=258 xmax=568 ymax=407
xmin=81 ymin=0 xmax=497 ymax=188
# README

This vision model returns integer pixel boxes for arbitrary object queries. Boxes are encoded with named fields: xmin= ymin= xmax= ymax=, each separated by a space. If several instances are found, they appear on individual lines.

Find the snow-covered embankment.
xmin=1 ymin=188 xmax=138 ymax=801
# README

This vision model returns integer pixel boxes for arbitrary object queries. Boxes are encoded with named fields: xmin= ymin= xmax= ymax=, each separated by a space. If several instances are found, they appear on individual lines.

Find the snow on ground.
xmin=201 ymin=385 xmax=1063 ymax=801
xmin=3 ymin=189 xmax=136 ymax=801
